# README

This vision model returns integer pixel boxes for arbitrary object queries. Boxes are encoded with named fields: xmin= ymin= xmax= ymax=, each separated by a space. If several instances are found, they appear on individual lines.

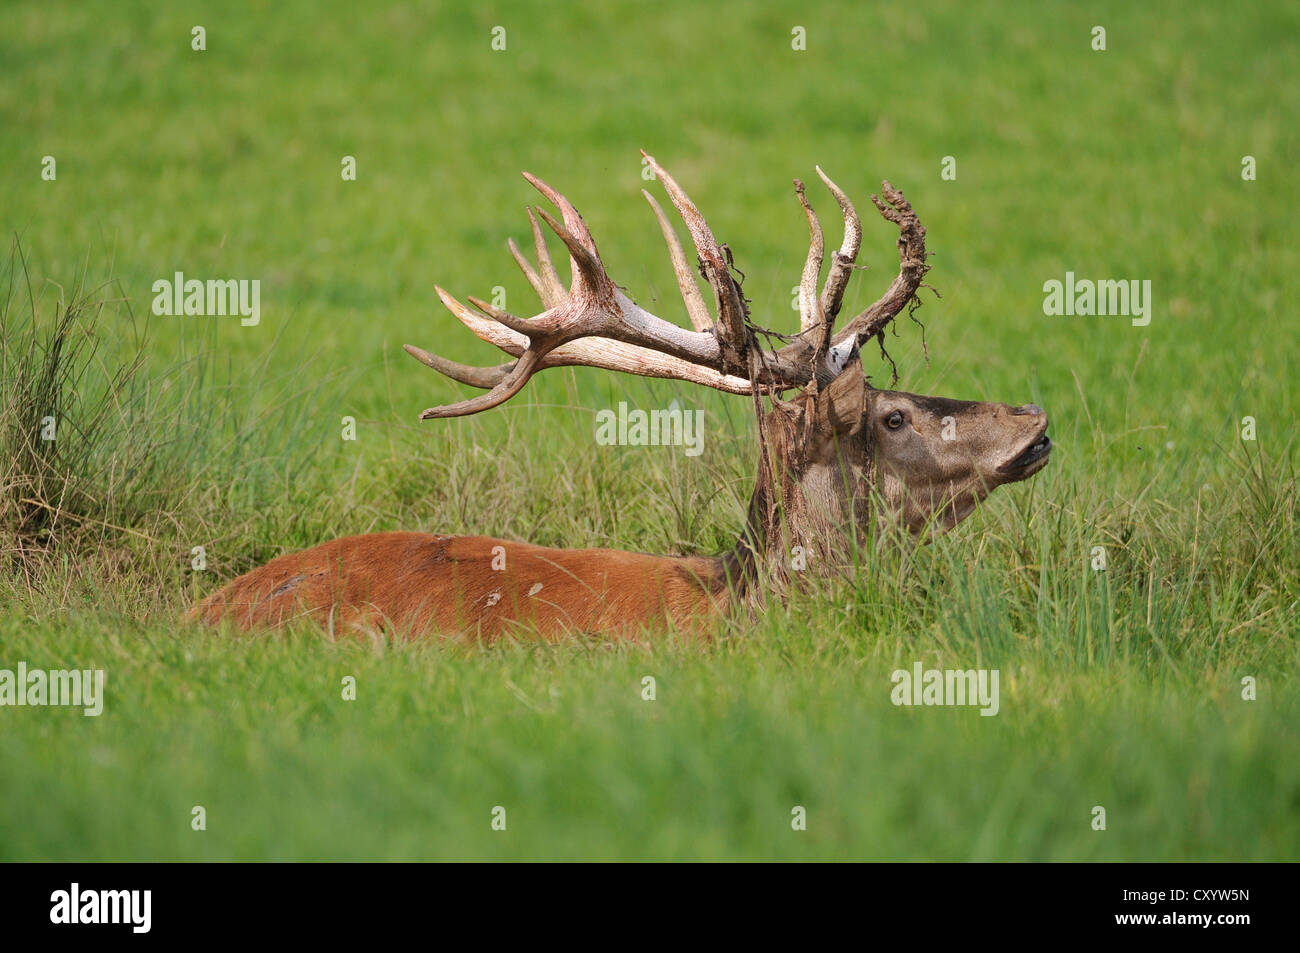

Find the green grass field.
xmin=1 ymin=0 xmax=1297 ymax=860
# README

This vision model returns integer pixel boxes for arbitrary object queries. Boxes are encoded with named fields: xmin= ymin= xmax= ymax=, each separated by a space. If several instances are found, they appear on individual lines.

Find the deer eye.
xmin=885 ymin=411 xmax=905 ymax=430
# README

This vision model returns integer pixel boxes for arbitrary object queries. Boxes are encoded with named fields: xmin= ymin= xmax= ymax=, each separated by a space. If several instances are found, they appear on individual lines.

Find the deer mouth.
xmin=999 ymin=428 xmax=1052 ymax=475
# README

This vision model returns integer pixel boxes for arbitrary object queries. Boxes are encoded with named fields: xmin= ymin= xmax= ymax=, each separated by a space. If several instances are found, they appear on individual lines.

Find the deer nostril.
xmin=1013 ymin=403 xmax=1044 ymax=416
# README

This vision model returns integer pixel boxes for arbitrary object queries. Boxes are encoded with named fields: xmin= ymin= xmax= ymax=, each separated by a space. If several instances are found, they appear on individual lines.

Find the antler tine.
xmin=831 ymin=180 xmax=928 ymax=349
xmin=404 ymin=344 xmax=512 ymax=389
xmin=465 ymin=294 xmax=538 ymax=336
xmin=532 ymin=206 xmax=610 ymax=299
xmin=434 ymin=284 xmax=529 ymax=351
xmin=507 ymin=205 xmax=569 ymax=309
xmin=523 ymin=171 xmax=610 ymax=301
xmin=793 ymin=178 xmax=826 ymax=346
xmin=525 ymin=208 xmax=566 ymax=306
xmin=815 ymin=166 xmax=861 ymax=322
xmin=522 ymin=172 xmax=597 ymax=253
xmin=640 ymin=151 xmax=749 ymax=355
xmin=418 ymin=350 xmax=545 ymax=419
xmin=506 ymin=236 xmax=548 ymax=305
xmin=642 ymin=188 xmax=712 ymax=332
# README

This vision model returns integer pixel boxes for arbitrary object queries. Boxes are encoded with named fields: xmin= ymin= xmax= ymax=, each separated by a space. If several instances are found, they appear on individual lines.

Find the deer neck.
xmin=721 ymin=402 xmax=875 ymax=597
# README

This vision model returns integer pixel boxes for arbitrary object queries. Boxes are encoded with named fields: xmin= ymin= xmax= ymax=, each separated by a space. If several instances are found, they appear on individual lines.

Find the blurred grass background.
xmin=0 ymin=0 xmax=1296 ymax=859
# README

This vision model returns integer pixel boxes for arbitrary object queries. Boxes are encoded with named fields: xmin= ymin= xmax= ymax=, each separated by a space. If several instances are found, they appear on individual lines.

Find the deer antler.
xmin=828 ymin=181 xmax=929 ymax=350
xmin=773 ymin=174 xmax=926 ymax=377
xmin=404 ymin=287 xmax=756 ymax=396
xmin=405 ymin=155 xmax=928 ymax=418
xmin=638 ymin=152 xmax=751 ymax=362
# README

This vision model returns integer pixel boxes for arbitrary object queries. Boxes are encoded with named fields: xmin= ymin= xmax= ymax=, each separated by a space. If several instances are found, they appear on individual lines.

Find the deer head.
xmin=405 ymin=153 xmax=1051 ymax=594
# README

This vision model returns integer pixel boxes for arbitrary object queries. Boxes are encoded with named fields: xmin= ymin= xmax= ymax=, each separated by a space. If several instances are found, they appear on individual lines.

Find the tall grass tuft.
xmin=0 ymin=245 xmax=352 ymax=615
xmin=0 ymin=242 xmax=178 ymax=586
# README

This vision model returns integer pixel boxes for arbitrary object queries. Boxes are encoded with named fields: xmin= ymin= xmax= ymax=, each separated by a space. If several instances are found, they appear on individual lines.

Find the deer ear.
xmin=815 ymin=362 xmax=869 ymax=436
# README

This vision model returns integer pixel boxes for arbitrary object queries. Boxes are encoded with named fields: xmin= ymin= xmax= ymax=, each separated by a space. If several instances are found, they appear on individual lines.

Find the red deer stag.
xmin=195 ymin=153 xmax=1051 ymax=640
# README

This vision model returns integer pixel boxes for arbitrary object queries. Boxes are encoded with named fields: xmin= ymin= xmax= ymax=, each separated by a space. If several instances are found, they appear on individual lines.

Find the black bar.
xmin=2 ymin=862 xmax=1279 ymax=941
